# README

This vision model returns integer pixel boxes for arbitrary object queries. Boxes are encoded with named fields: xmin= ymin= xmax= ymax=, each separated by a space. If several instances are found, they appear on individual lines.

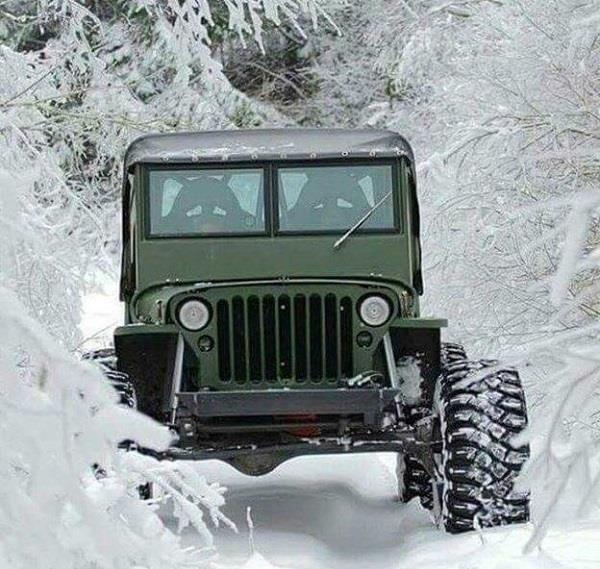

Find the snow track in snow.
xmin=164 ymin=454 xmax=598 ymax=569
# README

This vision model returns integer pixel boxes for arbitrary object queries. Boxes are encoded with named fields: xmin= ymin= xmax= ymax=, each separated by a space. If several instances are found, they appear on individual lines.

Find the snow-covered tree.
xmin=293 ymin=0 xmax=600 ymax=544
xmin=0 ymin=287 xmax=238 ymax=568
xmin=0 ymin=0 xmax=329 ymax=346
xmin=0 ymin=2 xmax=330 ymax=567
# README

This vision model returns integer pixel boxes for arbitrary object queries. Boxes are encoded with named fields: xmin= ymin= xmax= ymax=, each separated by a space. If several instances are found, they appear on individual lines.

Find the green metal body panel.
xmin=135 ymin=232 xmax=413 ymax=295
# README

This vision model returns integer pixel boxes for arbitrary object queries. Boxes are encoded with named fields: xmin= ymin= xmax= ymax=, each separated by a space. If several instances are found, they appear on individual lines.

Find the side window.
xmin=161 ymin=178 xmax=183 ymax=217
xmin=357 ymin=176 xmax=375 ymax=207
xmin=128 ymin=182 xmax=137 ymax=294
xmin=278 ymin=172 xmax=307 ymax=211
xmin=228 ymin=172 xmax=265 ymax=222
xmin=120 ymin=174 xmax=136 ymax=301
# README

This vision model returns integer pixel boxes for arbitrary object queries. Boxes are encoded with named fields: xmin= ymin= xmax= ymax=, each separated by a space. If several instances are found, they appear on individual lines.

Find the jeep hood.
xmin=136 ymin=232 xmax=414 ymax=292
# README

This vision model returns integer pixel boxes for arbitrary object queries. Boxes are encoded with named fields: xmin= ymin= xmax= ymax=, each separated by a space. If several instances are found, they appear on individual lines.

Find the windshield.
xmin=148 ymin=168 xmax=265 ymax=237
xmin=277 ymin=164 xmax=395 ymax=233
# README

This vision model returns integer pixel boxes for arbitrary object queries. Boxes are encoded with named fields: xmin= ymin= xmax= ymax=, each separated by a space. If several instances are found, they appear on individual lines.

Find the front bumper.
xmin=175 ymin=387 xmax=401 ymax=427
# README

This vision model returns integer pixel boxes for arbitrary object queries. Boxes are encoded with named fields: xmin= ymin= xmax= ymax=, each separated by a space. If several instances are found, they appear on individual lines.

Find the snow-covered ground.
xmin=168 ymin=455 xmax=596 ymax=569
xmin=81 ymin=288 xmax=600 ymax=569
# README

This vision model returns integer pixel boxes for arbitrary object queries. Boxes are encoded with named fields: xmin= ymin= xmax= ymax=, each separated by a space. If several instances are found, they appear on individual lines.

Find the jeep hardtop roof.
xmin=124 ymin=128 xmax=414 ymax=169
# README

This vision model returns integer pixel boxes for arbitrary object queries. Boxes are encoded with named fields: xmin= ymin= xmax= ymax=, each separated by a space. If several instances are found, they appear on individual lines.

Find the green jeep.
xmin=88 ymin=128 xmax=530 ymax=533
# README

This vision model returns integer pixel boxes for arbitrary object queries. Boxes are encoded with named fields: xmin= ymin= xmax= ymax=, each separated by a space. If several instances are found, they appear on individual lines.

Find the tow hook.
xmin=177 ymin=418 xmax=197 ymax=446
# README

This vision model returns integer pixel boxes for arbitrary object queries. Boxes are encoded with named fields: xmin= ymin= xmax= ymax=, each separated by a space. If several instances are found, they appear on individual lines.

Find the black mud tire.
xmin=82 ymin=348 xmax=136 ymax=408
xmin=441 ymin=342 xmax=467 ymax=368
xmin=83 ymin=348 xmax=152 ymax=499
xmin=397 ymin=454 xmax=433 ymax=510
xmin=398 ymin=343 xmax=468 ymax=511
xmin=438 ymin=359 xmax=530 ymax=533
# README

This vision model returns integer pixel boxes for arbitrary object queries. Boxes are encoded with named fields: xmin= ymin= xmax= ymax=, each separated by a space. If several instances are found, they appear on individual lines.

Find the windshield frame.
xmin=141 ymin=158 xmax=402 ymax=240
xmin=273 ymin=158 xmax=401 ymax=237
xmin=143 ymin=162 xmax=272 ymax=240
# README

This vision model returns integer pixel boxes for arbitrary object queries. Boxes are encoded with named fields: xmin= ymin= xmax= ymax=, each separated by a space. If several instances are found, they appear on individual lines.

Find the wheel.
xmin=441 ymin=342 xmax=467 ymax=367
xmin=397 ymin=343 xmax=468 ymax=511
xmin=82 ymin=348 xmax=136 ymax=408
xmin=397 ymin=453 xmax=433 ymax=510
xmin=83 ymin=348 xmax=151 ymax=499
xmin=435 ymin=359 xmax=530 ymax=533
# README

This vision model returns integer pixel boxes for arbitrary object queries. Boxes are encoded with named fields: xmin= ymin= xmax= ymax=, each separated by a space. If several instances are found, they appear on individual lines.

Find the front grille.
xmin=216 ymin=293 xmax=353 ymax=384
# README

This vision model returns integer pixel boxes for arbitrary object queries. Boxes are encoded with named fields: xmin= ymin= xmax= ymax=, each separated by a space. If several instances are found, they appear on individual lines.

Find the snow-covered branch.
xmin=0 ymin=288 xmax=235 ymax=568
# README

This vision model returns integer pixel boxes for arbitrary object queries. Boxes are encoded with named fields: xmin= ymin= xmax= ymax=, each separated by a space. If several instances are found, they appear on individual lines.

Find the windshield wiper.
xmin=333 ymin=190 xmax=393 ymax=250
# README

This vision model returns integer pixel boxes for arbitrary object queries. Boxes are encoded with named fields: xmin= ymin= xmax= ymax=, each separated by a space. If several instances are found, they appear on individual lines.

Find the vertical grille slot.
xmin=340 ymin=297 xmax=353 ymax=377
xmin=263 ymin=295 xmax=277 ymax=382
xmin=324 ymin=294 xmax=338 ymax=379
xmin=215 ymin=291 xmax=354 ymax=385
xmin=232 ymin=296 xmax=247 ymax=383
xmin=278 ymin=295 xmax=292 ymax=379
xmin=247 ymin=296 xmax=262 ymax=382
xmin=309 ymin=294 xmax=323 ymax=380
xmin=217 ymin=300 xmax=231 ymax=382
xmin=294 ymin=295 xmax=308 ymax=381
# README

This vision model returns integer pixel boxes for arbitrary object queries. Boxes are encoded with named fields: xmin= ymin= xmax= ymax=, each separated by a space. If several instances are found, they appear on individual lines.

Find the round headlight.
xmin=359 ymin=296 xmax=391 ymax=327
xmin=177 ymin=299 xmax=210 ymax=331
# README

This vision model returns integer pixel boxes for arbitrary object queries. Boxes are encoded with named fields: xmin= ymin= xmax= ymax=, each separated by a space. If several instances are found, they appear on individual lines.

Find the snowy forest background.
xmin=0 ymin=1 xmax=599 ymax=568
